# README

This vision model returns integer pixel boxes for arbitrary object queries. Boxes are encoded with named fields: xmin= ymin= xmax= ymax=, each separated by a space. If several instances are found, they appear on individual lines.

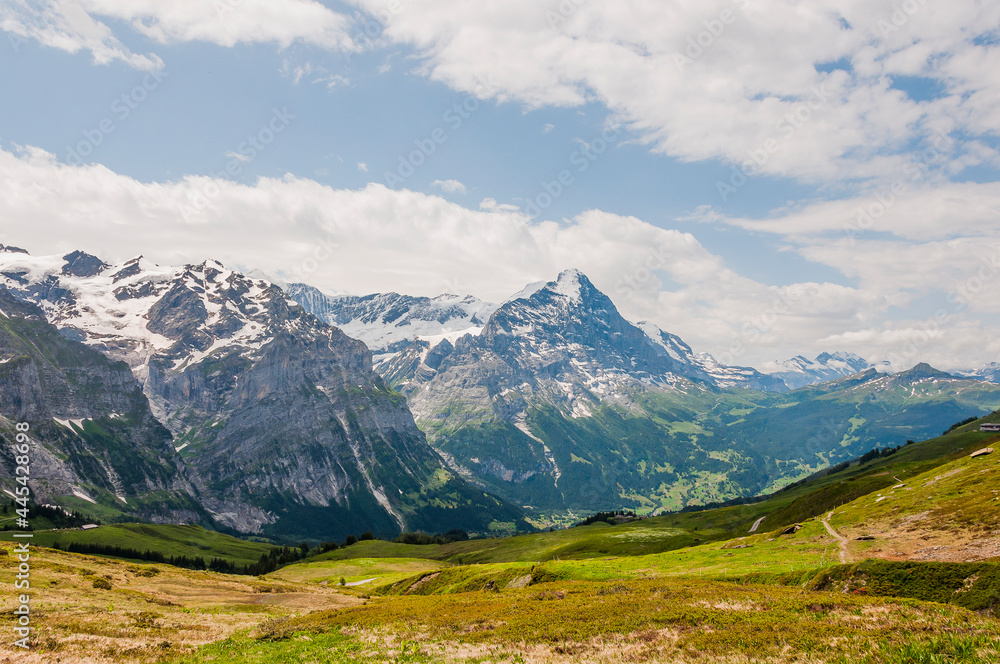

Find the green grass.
xmin=247 ymin=578 xmax=1000 ymax=663
xmin=297 ymin=426 xmax=999 ymax=572
xmin=269 ymin=557 xmax=449 ymax=587
xmin=0 ymin=523 xmax=276 ymax=566
xmin=8 ymin=411 xmax=1000 ymax=664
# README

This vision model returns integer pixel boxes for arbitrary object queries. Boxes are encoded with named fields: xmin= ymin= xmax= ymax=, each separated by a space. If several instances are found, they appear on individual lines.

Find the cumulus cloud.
xmin=1 ymin=0 xmax=353 ymax=68
xmin=8 ymin=0 xmax=998 ymax=189
xmin=431 ymin=179 xmax=466 ymax=194
xmin=350 ymin=0 xmax=1000 ymax=185
xmin=0 ymin=0 xmax=162 ymax=70
xmin=0 ymin=143 xmax=930 ymax=368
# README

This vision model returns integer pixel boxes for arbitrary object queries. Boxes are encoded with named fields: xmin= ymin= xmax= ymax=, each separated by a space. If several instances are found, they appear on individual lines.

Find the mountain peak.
xmin=552 ymin=268 xmax=588 ymax=299
xmin=897 ymin=362 xmax=953 ymax=382
xmin=0 ymin=244 xmax=29 ymax=255
xmin=61 ymin=250 xmax=109 ymax=278
xmin=760 ymin=350 xmax=872 ymax=389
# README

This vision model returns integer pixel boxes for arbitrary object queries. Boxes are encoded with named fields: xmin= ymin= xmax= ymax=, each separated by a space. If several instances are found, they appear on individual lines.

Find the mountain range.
xmin=0 ymin=247 xmax=525 ymax=540
xmin=288 ymin=269 xmax=1000 ymax=515
xmin=3 ymin=246 xmax=1000 ymax=535
xmin=757 ymin=351 xmax=873 ymax=389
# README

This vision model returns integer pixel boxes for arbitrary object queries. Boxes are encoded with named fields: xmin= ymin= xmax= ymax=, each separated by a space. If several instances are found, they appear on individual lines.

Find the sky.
xmin=0 ymin=0 xmax=999 ymax=371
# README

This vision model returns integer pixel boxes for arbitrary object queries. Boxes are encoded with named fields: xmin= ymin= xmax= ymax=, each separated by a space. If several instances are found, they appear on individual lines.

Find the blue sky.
xmin=0 ymin=0 xmax=999 ymax=370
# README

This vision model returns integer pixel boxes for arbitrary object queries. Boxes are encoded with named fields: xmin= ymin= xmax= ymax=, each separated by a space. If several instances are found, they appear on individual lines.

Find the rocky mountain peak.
xmin=61 ymin=250 xmax=109 ymax=277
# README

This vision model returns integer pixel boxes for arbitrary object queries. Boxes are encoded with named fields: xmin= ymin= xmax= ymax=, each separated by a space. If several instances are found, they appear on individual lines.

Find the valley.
xmin=0 ymin=414 xmax=997 ymax=663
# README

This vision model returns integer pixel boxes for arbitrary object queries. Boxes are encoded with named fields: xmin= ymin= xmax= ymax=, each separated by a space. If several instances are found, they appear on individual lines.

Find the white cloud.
xmin=1 ymin=0 xmax=354 ymax=70
xmin=357 ymin=162 xmax=368 ymax=172
xmin=479 ymin=197 xmax=520 ymax=212
xmin=5 ymin=143 xmax=987 ymax=370
xmin=542 ymin=123 xmax=555 ymax=134
xmin=0 ymin=0 xmax=162 ymax=70
xmin=76 ymin=0 xmax=353 ymax=49
xmin=281 ymin=61 xmax=351 ymax=90
xmin=714 ymin=181 xmax=1000 ymax=242
xmin=703 ymin=181 xmax=1000 ymax=318
xmin=350 ymin=0 xmax=1000 ymax=184
xmin=432 ymin=179 xmax=466 ymax=194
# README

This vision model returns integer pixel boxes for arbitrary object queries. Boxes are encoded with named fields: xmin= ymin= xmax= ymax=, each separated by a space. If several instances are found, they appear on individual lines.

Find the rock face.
xmin=294 ymin=270 xmax=787 ymax=512
xmin=0 ymin=289 xmax=203 ymax=523
xmin=291 ymin=269 xmax=1000 ymax=515
xmin=286 ymin=284 xmax=498 ymax=372
xmin=0 ymin=251 xmax=526 ymax=540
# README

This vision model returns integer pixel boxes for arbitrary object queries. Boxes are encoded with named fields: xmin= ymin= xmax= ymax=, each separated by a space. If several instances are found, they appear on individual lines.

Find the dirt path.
xmin=822 ymin=511 xmax=849 ymax=564
xmin=345 ymin=578 xmax=377 ymax=587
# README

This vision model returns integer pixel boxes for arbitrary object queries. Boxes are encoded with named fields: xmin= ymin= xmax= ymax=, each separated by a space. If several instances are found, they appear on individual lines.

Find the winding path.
xmin=821 ymin=511 xmax=849 ymax=564
xmin=749 ymin=516 xmax=766 ymax=533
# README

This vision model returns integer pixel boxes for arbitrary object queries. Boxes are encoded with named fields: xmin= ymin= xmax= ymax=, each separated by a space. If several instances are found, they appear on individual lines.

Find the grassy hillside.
xmin=0 ymin=523 xmax=277 ymax=566
xmin=285 ymin=420 xmax=999 ymax=570
xmin=1 ymin=412 xmax=998 ymax=663
xmin=425 ymin=364 xmax=1000 ymax=516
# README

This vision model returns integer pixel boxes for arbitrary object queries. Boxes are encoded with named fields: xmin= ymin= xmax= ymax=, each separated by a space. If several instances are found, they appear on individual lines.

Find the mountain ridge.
xmin=0 ymin=249 xmax=527 ymax=540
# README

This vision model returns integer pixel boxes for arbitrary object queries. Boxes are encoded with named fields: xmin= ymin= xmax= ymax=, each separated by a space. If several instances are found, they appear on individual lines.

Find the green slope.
xmin=427 ymin=365 xmax=1000 ymax=516
xmin=0 ymin=523 xmax=276 ymax=566
xmin=291 ymin=410 xmax=1000 ymax=569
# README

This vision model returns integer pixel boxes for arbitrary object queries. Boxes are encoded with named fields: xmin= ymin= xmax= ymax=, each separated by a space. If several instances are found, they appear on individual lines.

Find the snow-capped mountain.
xmin=0 ymin=249 xmax=524 ymax=539
xmin=338 ymin=269 xmax=791 ymax=511
xmin=957 ymin=363 xmax=1000 ymax=384
xmin=289 ymin=270 xmax=787 ymax=393
xmin=286 ymin=283 xmax=497 ymax=364
xmin=759 ymin=352 xmax=872 ymax=389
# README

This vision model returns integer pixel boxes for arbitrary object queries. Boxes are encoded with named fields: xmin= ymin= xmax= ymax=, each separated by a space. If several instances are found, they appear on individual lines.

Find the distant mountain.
xmin=0 ymin=250 xmax=526 ymax=540
xmin=289 ymin=270 xmax=787 ymax=393
xmin=957 ymin=362 xmax=1000 ymax=384
xmin=285 ymin=283 xmax=497 ymax=370
xmin=7 ymin=250 xmax=997 ymax=524
xmin=759 ymin=352 xmax=872 ymax=389
xmin=293 ymin=270 xmax=1000 ymax=514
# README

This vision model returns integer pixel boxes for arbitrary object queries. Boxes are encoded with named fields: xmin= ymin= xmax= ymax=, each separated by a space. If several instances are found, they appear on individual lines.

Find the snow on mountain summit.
xmin=0 ymin=251 xmax=311 ymax=377
xmin=760 ymin=351 xmax=871 ymax=389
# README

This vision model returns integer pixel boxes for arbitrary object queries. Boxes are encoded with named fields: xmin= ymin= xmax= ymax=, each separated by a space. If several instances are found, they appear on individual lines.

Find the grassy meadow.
xmin=1 ymin=419 xmax=998 ymax=662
